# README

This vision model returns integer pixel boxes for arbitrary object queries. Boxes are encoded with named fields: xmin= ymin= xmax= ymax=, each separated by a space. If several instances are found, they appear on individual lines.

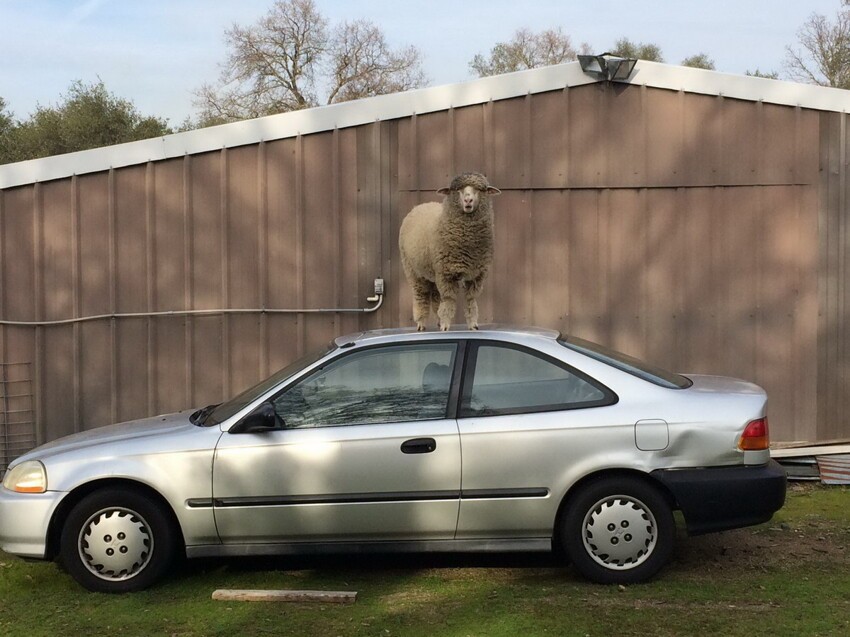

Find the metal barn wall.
xmin=0 ymin=82 xmax=826 ymax=444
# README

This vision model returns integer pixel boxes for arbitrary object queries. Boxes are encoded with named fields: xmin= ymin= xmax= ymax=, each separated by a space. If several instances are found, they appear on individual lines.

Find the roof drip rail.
xmin=0 ymin=280 xmax=384 ymax=327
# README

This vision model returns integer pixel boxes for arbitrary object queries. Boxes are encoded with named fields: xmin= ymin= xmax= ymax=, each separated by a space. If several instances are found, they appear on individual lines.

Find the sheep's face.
xmin=438 ymin=175 xmax=500 ymax=214
xmin=459 ymin=186 xmax=481 ymax=214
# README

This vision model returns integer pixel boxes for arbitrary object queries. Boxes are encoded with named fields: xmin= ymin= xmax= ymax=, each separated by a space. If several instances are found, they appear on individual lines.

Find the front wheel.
xmin=560 ymin=477 xmax=674 ymax=584
xmin=59 ymin=488 xmax=177 ymax=593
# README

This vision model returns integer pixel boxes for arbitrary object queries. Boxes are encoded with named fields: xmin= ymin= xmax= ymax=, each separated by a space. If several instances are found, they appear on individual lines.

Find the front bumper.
xmin=652 ymin=460 xmax=787 ymax=535
xmin=0 ymin=488 xmax=65 ymax=558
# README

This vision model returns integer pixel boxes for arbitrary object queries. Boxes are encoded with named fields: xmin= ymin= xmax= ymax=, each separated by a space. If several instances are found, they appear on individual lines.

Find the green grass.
xmin=2 ymin=484 xmax=850 ymax=637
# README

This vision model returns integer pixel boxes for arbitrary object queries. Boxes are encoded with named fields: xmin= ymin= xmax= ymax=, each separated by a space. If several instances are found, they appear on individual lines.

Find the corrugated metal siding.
xmin=0 ymin=83 xmax=826 ymax=443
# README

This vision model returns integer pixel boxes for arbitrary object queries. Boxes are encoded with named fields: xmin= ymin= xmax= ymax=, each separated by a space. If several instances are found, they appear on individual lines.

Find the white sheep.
xmin=399 ymin=172 xmax=501 ymax=331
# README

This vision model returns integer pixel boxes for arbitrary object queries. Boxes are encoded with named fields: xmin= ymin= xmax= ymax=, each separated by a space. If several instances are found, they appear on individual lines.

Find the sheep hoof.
xmin=469 ymin=324 xmax=479 ymax=330
xmin=440 ymin=324 xmax=450 ymax=332
xmin=416 ymin=324 xmax=426 ymax=332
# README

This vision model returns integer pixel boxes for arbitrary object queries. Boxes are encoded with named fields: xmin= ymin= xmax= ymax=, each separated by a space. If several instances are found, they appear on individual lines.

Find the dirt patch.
xmin=671 ymin=484 xmax=850 ymax=575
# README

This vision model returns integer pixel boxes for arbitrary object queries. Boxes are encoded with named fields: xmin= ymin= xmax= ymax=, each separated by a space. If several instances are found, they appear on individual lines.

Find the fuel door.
xmin=634 ymin=419 xmax=669 ymax=451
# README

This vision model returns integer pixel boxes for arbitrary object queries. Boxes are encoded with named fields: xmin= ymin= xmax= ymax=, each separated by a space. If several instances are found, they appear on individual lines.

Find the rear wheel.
xmin=561 ymin=476 xmax=674 ymax=584
xmin=59 ymin=488 xmax=176 ymax=593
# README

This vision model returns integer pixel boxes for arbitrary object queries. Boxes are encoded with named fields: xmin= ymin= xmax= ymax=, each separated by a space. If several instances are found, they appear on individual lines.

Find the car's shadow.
xmin=178 ymin=550 xmax=566 ymax=579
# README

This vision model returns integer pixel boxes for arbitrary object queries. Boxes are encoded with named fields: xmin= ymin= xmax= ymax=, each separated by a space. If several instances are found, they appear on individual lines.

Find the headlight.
xmin=2 ymin=461 xmax=47 ymax=493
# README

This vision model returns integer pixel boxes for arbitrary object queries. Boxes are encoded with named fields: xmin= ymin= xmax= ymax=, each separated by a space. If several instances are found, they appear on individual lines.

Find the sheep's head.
xmin=437 ymin=172 xmax=501 ymax=214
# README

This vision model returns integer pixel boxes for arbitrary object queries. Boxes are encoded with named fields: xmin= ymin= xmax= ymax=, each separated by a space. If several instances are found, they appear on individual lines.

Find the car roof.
xmin=333 ymin=324 xmax=561 ymax=347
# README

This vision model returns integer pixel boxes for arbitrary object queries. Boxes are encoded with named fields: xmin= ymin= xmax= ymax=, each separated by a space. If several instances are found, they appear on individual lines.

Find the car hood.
xmin=14 ymin=410 xmax=198 ymax=464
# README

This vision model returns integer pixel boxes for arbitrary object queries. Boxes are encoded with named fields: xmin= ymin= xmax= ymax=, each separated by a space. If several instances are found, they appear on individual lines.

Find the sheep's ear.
xmin=436 ymin=187 xmax=451 ymax=195
xmin=487 ymin=187 xmax=501 ymax=196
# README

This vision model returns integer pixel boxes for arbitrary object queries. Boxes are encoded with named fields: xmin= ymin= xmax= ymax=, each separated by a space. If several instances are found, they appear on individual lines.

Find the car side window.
xmin=460 ymin=343 xmax=614 ymax=417
xmin=272 ymin=343 xmax=457 ymax=428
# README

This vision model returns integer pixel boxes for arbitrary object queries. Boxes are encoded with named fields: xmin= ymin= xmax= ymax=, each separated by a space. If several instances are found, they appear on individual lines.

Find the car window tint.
xmin=461 ymin=344 xmax=609 ymax=417
xmin=273 ymin=343 xmax=457 ymax=428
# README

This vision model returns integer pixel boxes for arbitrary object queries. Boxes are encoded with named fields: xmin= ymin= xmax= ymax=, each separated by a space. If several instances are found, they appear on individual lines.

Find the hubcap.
xmin=78 ymin=507 xmax=153 ymax=581
xmin=582 ymin=494 xmax=657 ymax=570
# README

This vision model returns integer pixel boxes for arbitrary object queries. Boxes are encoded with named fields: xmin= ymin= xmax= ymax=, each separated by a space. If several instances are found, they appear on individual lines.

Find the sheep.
xmin=399 ymin=172 xmax=501 ymax=331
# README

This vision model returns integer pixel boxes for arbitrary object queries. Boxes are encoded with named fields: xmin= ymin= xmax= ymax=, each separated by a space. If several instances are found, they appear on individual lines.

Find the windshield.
xmin=202 ymin=341 xmax=337 ymax=426
xmin=558 ymin=335 xmax=692 ymax=390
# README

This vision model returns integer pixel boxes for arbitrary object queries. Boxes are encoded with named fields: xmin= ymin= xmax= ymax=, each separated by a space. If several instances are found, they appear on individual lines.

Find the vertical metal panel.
xmin=453 ymin=105 xmax=486 ymax=177
xmin=414 ymin=110 xmax=450 ymax=190
xmin=489 ymin=191 xmax=532 ymax=325
xmin=819 ymin=112 xmax=842 ymax=439
xmin=356 ymin=123 xmax=385 ymax=332
xmin=680 ymin=90 xmax=721 ymax=186
xmin=644 ymin=188 xmax=684 ymax=371
xmin=265 ymin=138 xmax=300 ymax=374
xmin=78 ymin=173 xmax=111 ymax=430
xmin=302 ymin=132 xmax=337 ymax=351
xmin=604 ymin=87 xmax=644 ymax=188
xmin=39 ymin=180 xmax=75 ymax=440
xmin=644 ymin=88 xmax=683 ymax=187
xmin=112 ymin=165 xmax=148 ymax=422
xmin=0 ymin=187 xmax=38 ymax=440
xmin=190 ymin=151 xmax=225 ymax=406
xmin=338 ymin=127 xmax=365 ymax=337
xmin=491 ymin=97 xmax=530 ymax=190
xmin=530 ymin=90 xmax=568 ymax=188
xmin=606 ymin=189 xmax=646 ymax=358
xmin=225 ymin=145 xmax=261 ymax=396
xmin=566 ymin=190 xmax=605 ymax=343
xmin=152 ymin=158 xmax=187 ymax=415
xmin=530 ymin=190 xmax=570 ymax=327
xmin=721 ymin=98 xmax=760 ymax=185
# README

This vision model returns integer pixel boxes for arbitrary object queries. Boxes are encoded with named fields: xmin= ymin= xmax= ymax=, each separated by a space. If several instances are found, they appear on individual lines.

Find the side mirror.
xmin=232 ymin=402 xmax=280 ymax=434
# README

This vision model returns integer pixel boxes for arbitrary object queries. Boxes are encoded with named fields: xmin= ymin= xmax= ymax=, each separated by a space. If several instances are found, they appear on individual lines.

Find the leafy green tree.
xmin=746 ymin=69 xmax=780 ymax=79
xmin=0 ymin=81 xmax=170 ymax=164
xmin=681 ymin=53 xmax=715 ymax=70
xmin=610 ymin=38 xmax=664 ymax=62
xmin=469 ymin=27 xmax=589 ymax=77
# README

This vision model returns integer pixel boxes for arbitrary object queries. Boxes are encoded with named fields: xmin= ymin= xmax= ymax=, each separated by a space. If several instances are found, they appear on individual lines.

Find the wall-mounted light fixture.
xmin=577 ymin=53 xmax=638 ymax=81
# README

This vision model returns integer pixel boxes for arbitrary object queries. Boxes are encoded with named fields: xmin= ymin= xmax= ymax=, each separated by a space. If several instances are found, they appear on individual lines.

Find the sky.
xmin=0 ymin=0 xmax=844 ymax=126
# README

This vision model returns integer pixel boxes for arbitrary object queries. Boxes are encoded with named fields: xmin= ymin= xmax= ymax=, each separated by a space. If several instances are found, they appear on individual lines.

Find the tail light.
xmin=739 ymin=417 xmax=769 ymax=451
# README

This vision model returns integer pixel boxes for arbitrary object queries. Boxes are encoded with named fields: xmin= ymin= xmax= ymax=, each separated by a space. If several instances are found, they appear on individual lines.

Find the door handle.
xmin=401 ymin=437 xmax=437 ymax=454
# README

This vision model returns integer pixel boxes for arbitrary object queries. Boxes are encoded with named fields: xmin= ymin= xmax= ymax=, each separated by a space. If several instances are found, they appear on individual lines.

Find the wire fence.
xmin=0 ymin=362 xmax=36 ymax=477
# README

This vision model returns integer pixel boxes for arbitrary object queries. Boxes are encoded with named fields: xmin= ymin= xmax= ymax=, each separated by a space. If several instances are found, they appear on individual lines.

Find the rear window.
xmin=558 ymin=336 xmax=692 ymax=389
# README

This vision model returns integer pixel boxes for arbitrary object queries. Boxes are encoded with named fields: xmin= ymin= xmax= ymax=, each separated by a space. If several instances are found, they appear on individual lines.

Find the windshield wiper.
xmin=190 ymin=403 xmax=220 ymax=426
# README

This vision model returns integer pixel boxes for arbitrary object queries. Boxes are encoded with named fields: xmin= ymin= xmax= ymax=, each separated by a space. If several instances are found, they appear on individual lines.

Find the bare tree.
xmin=785 ymin=9 xmax=850 ymax=89
xmin=327 ymin=20 xmax=426 ymax=103
xmin=195 ymin=0 xmax=427 ymax=125
xmin=469 ymin=28 xmax=589 ymax=77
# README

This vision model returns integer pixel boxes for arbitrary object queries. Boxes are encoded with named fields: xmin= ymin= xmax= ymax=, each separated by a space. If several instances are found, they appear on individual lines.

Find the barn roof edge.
xmin=1 ymin=60 xmax=848 ymax=190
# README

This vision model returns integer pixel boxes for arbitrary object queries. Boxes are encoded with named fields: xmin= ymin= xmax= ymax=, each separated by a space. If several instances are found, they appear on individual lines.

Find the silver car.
xmin=0 ymin=326 xmax=786 ymax=592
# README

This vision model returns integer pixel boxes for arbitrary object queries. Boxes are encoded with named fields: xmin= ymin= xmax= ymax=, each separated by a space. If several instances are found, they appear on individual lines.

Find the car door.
xmin=456 ymin=341 xmax=618 ymax=539
xmin=212 ymin=341 xmax=462 ymax=544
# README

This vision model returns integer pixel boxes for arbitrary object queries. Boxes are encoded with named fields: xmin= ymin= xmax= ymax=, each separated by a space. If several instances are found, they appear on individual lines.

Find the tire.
xmin=560 ymin=476 xmax=674 ymax=585
xmin=59 ymin=488 xmax=177 ymax=593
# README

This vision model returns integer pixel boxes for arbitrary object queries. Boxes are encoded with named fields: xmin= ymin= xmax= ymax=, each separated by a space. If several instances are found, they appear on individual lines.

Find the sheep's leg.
xmin=436 ymin=275 xmax=460 ymax=331
xmin=464 ymin=275 xmax=485 ymax=330
xmin=411 ymin=279 xmax=434 ymax=331
xmin=428 ymin=283 xmax=441 ymax=327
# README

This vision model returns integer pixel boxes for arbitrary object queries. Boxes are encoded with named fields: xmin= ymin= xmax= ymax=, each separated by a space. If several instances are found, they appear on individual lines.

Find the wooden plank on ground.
xmin=211 ymin=589 xmax=357 ymax=604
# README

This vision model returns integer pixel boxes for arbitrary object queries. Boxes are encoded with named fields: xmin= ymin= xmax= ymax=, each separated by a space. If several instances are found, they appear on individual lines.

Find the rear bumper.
xmin=651 ymin=460 xmax=787 ymax=536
